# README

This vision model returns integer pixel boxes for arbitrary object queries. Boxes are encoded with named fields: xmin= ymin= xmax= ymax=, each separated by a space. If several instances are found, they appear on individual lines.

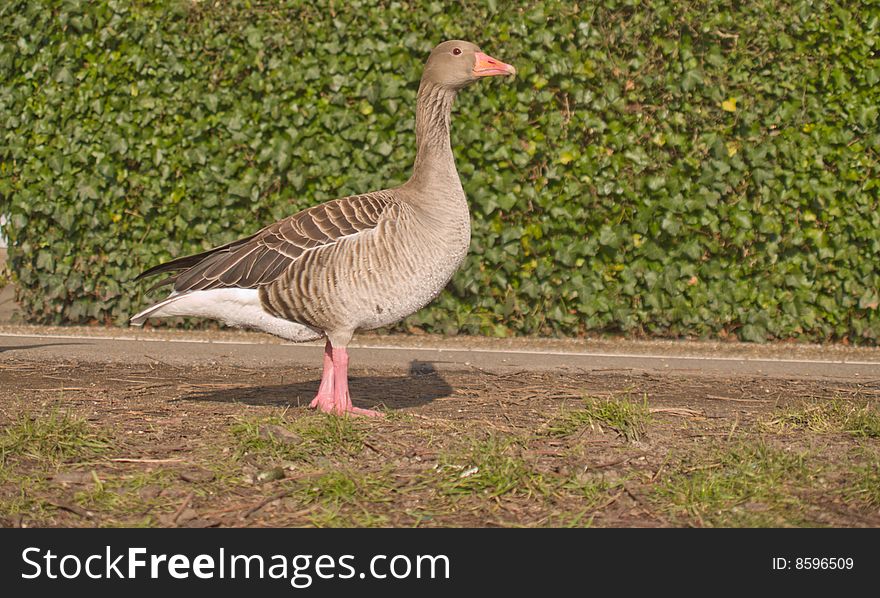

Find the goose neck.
xmin=407 ymin=81 xmax=460 ymax=190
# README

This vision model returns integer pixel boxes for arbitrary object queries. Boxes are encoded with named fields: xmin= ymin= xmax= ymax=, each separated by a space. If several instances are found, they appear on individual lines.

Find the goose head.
xmin=421 ymin=40 xmax=516 ymax=90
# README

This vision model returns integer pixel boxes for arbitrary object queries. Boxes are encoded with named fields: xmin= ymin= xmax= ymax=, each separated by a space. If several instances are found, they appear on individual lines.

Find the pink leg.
xmin=309 ymin=340 xmax=335 ymax=411
xmin=315 ymin=345 xmax=382 ymax=417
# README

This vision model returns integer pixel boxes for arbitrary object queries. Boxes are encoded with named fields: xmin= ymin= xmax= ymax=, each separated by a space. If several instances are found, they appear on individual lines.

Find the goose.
xmin=130 ymin=40 xmax=516 ymax=416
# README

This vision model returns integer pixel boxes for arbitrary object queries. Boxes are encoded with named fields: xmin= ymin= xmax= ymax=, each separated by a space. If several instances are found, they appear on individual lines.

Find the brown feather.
xmin=134 ymin=194 xmax=397 ymax=293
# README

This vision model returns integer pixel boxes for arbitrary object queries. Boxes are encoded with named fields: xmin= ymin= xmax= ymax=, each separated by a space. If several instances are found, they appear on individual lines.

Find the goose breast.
xmin=259 ymin=190 xmax=471 ymax=334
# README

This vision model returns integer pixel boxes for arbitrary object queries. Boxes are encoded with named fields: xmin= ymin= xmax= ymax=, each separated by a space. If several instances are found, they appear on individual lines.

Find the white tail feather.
xmin=129 ymin=289 xmax=322 ymax=342
xmin=129 ymin=294 xmax=182 ymax=326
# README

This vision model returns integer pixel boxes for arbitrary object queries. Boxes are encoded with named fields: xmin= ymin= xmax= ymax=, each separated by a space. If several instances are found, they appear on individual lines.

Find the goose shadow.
xmin=180 ymin=360 xmax=454 ymax=411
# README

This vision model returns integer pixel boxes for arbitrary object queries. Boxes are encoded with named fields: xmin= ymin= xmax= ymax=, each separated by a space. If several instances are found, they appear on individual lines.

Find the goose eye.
xmin=452 ymin=48 xmax=462 ymax=56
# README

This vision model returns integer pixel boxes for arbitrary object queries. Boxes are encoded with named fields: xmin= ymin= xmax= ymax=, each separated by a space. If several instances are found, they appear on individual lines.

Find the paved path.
xmin=1 ymin=326 xmax=878 ymax=381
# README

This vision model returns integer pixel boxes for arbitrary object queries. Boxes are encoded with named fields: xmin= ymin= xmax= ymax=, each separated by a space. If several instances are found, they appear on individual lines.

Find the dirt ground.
xmin=1 ymin=351 xmax=878 ymax=528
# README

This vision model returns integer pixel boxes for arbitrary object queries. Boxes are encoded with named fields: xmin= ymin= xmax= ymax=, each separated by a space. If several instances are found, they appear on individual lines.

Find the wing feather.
xmin=135 ymin=193 xmax=397 ymax=293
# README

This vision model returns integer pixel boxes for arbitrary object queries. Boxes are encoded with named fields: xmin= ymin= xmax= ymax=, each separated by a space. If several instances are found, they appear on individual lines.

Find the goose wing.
xmin=136 ymin=193 xmax=397 ymax=293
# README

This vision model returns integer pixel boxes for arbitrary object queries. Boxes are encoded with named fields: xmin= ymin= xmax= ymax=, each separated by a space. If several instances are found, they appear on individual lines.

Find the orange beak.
xmin=473 ymin=52 xmax=516 ymax=77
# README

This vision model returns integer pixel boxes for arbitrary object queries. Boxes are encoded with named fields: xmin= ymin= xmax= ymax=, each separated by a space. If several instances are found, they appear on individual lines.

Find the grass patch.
xmin=0 ymin=465 xmax=179 ymax=526
xmin=73 ymin=469 xmax=177 ymax=523
xmin=0 ymin=470 xmax=53 ymax=520
xmin=0 ymin=410 xmax=110 ymax=523
xmin=763 ymin=400 xmax=880 ymax=438
xmin=297 ymin=470 xmax=392 ymax=506
xmin=561 ymin=474 xmax=619 ymax=503
xmin=654 ymin=442 xmax=817 ymax=527
xmin=0 ymin=411 xmax=109 ymax=464
xmin=295 ymin=469 xmax=393 ymax=527
xmin=841 ymin=450 xmax=880 ymax=508
xmin=435 ymin=435 xmax=548 ymax=498
xmin=231 ymin=412 xmax=365 ymax=463
xmin=547 ymin=396 xmax=650 ymax=442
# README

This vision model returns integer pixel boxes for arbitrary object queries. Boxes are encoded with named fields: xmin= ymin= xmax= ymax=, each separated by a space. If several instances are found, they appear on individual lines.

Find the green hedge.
xmin=2 ymin=0 xmax=879 ymax=342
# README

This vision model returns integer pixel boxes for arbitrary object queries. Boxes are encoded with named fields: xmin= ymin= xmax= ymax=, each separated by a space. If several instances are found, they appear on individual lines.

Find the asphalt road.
xmin=1 ymin=326 xmax=879 ymax=381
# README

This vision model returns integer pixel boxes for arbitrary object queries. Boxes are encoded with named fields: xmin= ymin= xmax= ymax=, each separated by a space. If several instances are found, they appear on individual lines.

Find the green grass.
xmin=0 ymin=411 xmax=109 ymax=464
xmin=0 ymin=411 xmax=235 ymax=526
xmin=435 ymin=435 xmax=548 ymax=498
xmin=0 ymin=459 xmax=179 ymax=526
xmin=4 ymin=397 xmax=874 ymax=528
xmin=229 ymin=414 xmax=393 ymax=526
xmin=428 ymin=436 xmax=623 ymax=526
xmin=0 ymin=410 xmax=110 ymax=522
xmin=73 ymin=469 xmax=177 ymax=523
xmin=547 ymin=396 xmax=650 ymax=442
xmin=848 ymin=409 xmax=880 ymax=439
xmin=231 ymin=412 xmax=365 ymax=463
xmin=297 ymin=470 xmax=392 ymax=506
xmin=763 ymin=400 xmax=880 ymax=438
xmin=654 ymin=442 xmax=817 ymax=527
xmin=0 ymin=469 xmax=54 ymax=519
xmin=841 ymin=450 xmax=880 ymax=508
xmin=560 ymin=474 xmax=619 ymax=503
xmin=294 ymin=469 xmax=394 ymax=527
